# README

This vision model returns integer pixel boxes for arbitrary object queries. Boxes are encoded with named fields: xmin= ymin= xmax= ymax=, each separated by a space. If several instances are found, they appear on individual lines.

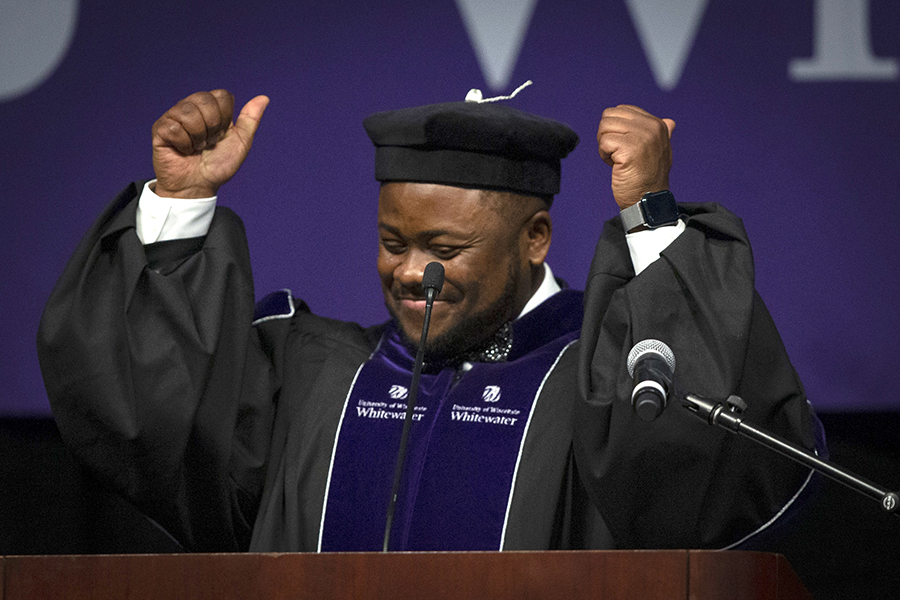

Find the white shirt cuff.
xmin=625 ymin=219 xmax=687 ymax=276
xmin=135 ymin=180 xmax=217 ymax=244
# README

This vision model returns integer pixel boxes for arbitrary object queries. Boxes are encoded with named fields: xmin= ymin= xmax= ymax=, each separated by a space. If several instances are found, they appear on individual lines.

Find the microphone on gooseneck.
xmin=383 ymin=261 xmax=444 ymax=552
xmin=627 ymin=339 xmax=676 ymax=422
xmin=422 ymin=260 xmax=445 ymax=300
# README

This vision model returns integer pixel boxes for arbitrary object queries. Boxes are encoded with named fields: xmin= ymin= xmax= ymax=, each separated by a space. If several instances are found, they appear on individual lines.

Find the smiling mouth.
xmin=399 ymin=297 xmax=448 ymax=310
xmin=400 ymin=298 xmax=427 ymax=308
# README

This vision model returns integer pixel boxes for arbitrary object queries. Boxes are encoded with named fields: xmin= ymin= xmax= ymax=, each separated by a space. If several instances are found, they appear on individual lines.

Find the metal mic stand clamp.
xmin=681 ymin=393 xmax=900 ymax=518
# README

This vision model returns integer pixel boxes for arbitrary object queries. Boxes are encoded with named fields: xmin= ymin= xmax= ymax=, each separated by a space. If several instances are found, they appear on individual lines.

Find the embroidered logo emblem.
xmin=482 ymin=385 xmax=501 ymax=403
xmin=388 ymin=385 xmax=409 ymax=400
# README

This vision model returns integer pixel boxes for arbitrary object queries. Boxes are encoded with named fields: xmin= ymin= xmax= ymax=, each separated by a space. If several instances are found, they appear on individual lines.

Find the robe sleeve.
xmin=576 ymin=202 xmax=822 ymax=549
xmin=37 ymin=182 xmax=278 ymax=551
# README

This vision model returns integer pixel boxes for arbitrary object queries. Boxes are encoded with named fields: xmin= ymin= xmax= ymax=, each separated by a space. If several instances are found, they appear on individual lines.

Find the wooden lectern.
xmin=0 ymin=550 xmax=811 ymax=599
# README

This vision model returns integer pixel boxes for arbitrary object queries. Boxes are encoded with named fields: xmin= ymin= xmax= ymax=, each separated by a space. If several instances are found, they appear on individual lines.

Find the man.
xmin=38 ymin=89 xmax=821 ymax=553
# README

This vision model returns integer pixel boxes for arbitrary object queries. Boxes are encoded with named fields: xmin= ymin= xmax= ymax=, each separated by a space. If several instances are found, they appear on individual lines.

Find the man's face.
xmin=377 ymin=182 xmax=537 ymax=359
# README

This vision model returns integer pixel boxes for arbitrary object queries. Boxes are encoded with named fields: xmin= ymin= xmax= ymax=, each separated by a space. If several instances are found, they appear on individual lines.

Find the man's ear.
xmin=523 ymin=210 xmax=552 ymax=266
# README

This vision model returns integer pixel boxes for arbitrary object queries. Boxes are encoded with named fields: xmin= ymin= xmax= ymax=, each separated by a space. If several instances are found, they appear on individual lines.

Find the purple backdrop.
xmin=2 ymin=0 xmax=898 ymax=415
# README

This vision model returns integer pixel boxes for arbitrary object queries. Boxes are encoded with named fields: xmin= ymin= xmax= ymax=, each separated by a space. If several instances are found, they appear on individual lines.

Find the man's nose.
xmin=394 ymin=249 xmax=432 ymax=291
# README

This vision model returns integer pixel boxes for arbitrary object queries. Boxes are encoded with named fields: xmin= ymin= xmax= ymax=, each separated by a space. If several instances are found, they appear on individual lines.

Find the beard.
xmin=386 ymin=257 xmax=521 ymax=364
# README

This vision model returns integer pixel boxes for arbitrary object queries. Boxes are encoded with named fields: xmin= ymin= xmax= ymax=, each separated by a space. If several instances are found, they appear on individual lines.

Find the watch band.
xmin=620 ymin=190 xmax=679 ymax=232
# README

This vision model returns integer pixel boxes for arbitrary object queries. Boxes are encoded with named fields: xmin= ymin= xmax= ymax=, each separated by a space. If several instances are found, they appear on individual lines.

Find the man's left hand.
xmin=597 ymin=105 xmax=675 ymax=210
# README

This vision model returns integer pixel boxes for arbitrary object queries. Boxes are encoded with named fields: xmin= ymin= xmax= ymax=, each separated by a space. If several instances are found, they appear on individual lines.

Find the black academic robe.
xmin=37 ymin=181 xmax=820 ymax=552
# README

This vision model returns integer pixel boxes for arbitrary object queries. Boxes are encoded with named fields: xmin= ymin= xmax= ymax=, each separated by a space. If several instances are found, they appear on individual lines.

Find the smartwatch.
xmin=620 ymin=190 xmax=680 ymax=232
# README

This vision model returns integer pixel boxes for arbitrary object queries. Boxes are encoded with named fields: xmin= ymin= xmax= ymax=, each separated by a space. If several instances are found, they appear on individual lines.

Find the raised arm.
xmin=37 ymin=91 xmax=276 ymax=552
xmin=576 ymin=105 xmax=820 ymax=549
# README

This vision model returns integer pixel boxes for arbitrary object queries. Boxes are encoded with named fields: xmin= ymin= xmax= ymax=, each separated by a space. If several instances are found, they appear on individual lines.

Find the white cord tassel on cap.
xmin=465 ymin=80 xmax=533 ymax=103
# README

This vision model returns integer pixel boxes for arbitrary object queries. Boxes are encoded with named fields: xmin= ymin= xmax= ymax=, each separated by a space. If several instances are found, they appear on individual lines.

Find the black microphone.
xmin=627 ymin=339 xmax=676 ymax=422
xmin=383 ymin=261 xmax=444 ymax=551
xmin=422 ymin=261 xmax=445 ymax=299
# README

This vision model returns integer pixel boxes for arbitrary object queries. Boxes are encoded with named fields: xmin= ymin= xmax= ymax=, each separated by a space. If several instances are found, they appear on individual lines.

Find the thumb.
xmin=662 ymin=118 xmax=676 ymax=138
xmin=233 ymin=95 xmax=270 ymax=141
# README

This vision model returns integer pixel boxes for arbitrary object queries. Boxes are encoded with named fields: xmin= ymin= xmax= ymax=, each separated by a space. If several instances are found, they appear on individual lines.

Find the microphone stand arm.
xmin=682 ymin=393 xmax=900 ymax=518
xmin=382 ymin=285 xmax=438 ymax=552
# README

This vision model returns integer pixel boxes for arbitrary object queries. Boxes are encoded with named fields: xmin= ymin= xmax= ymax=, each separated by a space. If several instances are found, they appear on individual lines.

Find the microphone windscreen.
xmin=627 ymin=339 xmax=676 ymax=376
xmin=423 ymin=262 xmax=445 ymax=294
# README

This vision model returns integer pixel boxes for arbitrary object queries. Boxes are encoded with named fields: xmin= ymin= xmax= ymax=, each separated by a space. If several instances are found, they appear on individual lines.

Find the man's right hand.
xmin=151 ymin=90 xmax=269 ymax=198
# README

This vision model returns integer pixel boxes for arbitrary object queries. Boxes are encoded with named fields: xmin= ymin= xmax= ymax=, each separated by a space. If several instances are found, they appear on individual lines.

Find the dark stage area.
xmin=1 ymin=412 xmax=898 ymax=599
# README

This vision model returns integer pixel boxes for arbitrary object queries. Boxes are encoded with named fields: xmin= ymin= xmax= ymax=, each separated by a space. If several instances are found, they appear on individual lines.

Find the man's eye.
xmin=381 ymin=240 xmax=406 ymax=254
xmin=430 ymin=246 xmax=459 ymax=259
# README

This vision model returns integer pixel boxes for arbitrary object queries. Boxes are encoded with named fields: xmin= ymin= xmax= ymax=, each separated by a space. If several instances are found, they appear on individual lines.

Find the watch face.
xmin=641 ymin=191 xmax=679 ymax=228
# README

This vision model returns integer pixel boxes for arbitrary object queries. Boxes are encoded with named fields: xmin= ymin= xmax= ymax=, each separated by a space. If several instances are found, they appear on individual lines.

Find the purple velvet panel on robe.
xmin=320 ymin=290 xmax=583 ymax=551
